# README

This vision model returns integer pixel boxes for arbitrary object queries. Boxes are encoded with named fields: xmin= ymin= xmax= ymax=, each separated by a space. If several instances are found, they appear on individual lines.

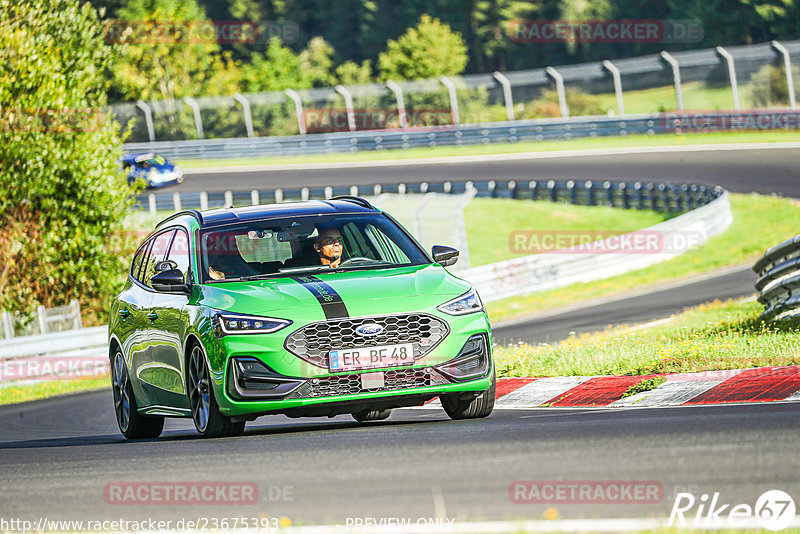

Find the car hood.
xmin=195 ymin=264 xmax=471 ymax=320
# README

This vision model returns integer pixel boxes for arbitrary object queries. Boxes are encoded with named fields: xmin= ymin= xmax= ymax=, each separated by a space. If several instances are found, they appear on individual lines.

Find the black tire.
xmin=111 ymin=349 xmax=164 ymax=439
xmin=440 ymin=371 xmax=496 ymax=420
xmin=352 ymin=408 xmax=392 ymax=422
xmin=187 ymin=343 xmax=245 ymax=438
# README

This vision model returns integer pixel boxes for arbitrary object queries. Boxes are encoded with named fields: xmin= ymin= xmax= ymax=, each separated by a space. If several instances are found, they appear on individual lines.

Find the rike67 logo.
xmin=670 ymin=490 xmax=797 ymax=531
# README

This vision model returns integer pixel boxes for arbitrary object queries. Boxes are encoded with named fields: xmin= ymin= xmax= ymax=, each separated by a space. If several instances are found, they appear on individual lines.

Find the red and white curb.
xmin=424 ymin=366 xmax=800 ymax=409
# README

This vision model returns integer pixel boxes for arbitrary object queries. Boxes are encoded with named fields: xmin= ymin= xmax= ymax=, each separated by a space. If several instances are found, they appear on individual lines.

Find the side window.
xmin=141 ymin=230 xmax=175 ymax=288
xmin=130 ymin=241 xmax=149 ymax=281
xmin=167 ymin=229 xmax=190 ymax=281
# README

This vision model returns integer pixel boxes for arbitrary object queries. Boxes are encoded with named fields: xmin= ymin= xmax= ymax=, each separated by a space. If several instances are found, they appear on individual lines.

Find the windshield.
xmin=198 ymin=213 xmax=428 ymax=283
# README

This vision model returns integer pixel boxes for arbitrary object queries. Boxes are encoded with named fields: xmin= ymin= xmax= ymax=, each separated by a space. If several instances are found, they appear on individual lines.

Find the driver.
xmin=313 ymin=227 xmax=344 ymax=268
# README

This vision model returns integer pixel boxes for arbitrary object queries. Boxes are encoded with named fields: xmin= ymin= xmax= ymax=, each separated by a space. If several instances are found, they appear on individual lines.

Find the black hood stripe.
xmin=290 ymin=275 xmax=350 ymax=319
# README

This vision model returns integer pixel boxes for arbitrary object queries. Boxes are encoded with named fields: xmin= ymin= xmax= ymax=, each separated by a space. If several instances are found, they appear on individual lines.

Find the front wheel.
xmin=440 ymin=371 xmax=496 ymax=420
xmin=187 ymin=343 xmax=245 ymax=438
xmin=111 ymin=350 xmax=164 ymax=439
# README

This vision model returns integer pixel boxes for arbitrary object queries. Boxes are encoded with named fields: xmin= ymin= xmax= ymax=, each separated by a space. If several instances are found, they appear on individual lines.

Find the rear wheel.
xmin=111 ymin=350 xmax=164 ymax=439
xmin=187 ymin=343 xmax=245 ymax=438
xmin=440 ymin=371 xmax=496 ymax=420
xmin=351 ymin=408 xmax=392 ymax=422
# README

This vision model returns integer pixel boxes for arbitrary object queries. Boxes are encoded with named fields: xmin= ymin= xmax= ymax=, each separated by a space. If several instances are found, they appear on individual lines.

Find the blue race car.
xmin=123 ymin=153 xmax=184 ymax=189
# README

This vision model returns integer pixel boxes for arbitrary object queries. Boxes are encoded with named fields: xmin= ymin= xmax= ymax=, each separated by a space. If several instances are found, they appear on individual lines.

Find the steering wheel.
xmin=339 ymin=256 xmax=377 ymax=267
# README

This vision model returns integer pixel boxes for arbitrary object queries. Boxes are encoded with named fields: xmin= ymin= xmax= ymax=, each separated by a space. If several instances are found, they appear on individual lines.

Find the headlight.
xmin=212 ymin=312 xmax=292 ymax=336
xmin=437 ymin=288 xmax=484 ymax=316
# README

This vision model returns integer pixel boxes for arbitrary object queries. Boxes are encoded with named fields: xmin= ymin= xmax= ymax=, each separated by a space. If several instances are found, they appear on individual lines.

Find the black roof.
xmin=156 ymin=198 xmax=376 ymax=229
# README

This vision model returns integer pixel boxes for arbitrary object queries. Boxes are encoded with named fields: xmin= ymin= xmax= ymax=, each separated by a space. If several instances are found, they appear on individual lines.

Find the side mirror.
xmin=432 ymin=245 xmax=459 ymax=267
xmin=151 ymin=269 xmax=189 ymax=293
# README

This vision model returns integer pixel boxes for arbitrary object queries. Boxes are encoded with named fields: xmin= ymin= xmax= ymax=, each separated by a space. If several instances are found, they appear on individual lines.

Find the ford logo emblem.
xmin=356 ymin=323 xmax=384 ymax=336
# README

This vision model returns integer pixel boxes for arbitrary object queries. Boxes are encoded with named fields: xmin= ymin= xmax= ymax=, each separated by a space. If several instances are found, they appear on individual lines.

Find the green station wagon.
xmin=109 ymin=196 xmax=495 ymax=438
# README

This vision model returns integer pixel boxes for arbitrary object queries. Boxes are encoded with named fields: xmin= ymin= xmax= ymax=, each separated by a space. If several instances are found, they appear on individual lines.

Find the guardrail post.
xmin=251 ymin=189 xmax=259 ymax=205
xmin=183 ymin=96 xmax=204 ymax=139
xmin=772 ymin=41 xmax=797 ymax=109
xmin=301 ymin=187 xmax=309 ymax=201
xmin=335 ymin=85 xmax=357 ymax=132
xmin=225 ymin=190 xmax=234 ymax=207
xmin=2 ymin=311 xmax=14 ymax=339
xmin=233 ymin=93 xmax=255 ymax=137
xmin=135 ymin=100 xmax=155 ymax=142
xmin=385 ymin=81 xmax=408 ymax=128
xmin=439 ymin=76 xmax=460 ymax=125
xmin=620 ymin=182 xmax=629 ymax=209
xmin=285 ymin=89 xmax=307 ymax=135
xmin=350 ymin=185 xmax=359 ymax=196
xmin=398 ymin=183 xmax=407 ymax=195
xmin=679 ymin=184 xmax=689 ymax=210
xmin=443 ymin=182 xmax=451 ymax=194
xmin=529 ymin=180 xmax=538 ymax=201
xmin=509 ymin=180 xmax=518 ymax=199
xmin=37 ymin=304 xmax=47 ymax=335
xmin=488 ymin=180 xmax=497 ymax=198
xmin=173 ymin=192 xmax=182 ymax=211
xmin=374 ymin=184 xmax=382 ymax=196
xmin=420 ymin=182 xmax=429 ymax=194
xmin=275 ymin=189 xmax=284 ymax=203
xmin=567 ymin=180 xmax=576 ymax=204
xmin=689 ymin=185 xmax=698 ymax=209
xmin=585 ymin=180 xmax=594 ymax=206
xmin=148 ymin=193 xmax=157 ymax=216
xmin=200 ymin=191 xmax=208 ymax=210
xmin=69 ymin=299 xmax=82 ymax=330
xmin=602 ymin=60 xmax=625 ymax=115
xmin=324 ymin=186 xmax=333 ymax=199
xmin=660 ymin=51 xmax=684 ymax=111
xmin=493 ymin=72 xmax=515 ymax=121
xmin=545 ymin=67 xmax=569 ymax=118
xmin=715 ymin=46 xmax=740 ymax=111
xmin=604 ymin=181 xmax=613 ymax=206
xmin=547 ymin=180 xmax=557 ymax=202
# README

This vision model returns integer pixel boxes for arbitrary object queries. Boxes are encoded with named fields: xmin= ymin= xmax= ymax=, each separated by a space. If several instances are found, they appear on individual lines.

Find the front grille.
xmin=291 ymin=368 xmax=450 ymax=398
xmin=284 ymin=314 xmax=449 ymax=368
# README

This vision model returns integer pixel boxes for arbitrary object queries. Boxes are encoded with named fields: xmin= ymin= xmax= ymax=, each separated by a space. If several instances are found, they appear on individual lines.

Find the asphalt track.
xmin=1 ymin=390 xmax=799 ymax=524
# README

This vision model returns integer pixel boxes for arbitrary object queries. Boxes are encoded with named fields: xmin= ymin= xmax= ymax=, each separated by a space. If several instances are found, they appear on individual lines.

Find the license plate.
xmin=328 ymin=343 xmax=415 ymax=372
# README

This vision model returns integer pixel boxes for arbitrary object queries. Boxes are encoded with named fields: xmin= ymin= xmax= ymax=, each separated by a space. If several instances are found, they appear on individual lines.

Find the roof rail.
xmin=330 ymin=195 xmax=375 ymax=209
xmin=155 ymin=209 xmax=204 ymax=229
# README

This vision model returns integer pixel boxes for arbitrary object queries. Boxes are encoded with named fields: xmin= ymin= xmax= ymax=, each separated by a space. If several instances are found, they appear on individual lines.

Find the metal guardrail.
xmin=754 ymin=236 xmax=800 ymax=319
xmin=137 ymin=176 xmax=724 ymax=214
xmin=124 ymin=110 xmax=800 ymax=161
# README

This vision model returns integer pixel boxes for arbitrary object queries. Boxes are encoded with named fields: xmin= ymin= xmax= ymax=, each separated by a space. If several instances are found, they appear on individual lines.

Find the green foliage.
xmin=240 ymin=37 xmax=309 ymax=92
xmin=335 ymin=60 xmax=374 ymax=86
xmin=0 ymin=0 xmax=133 ymax=317
xmin=108 ymin=0 xmax=241 ymax=102
xmin=300 ymin=36 xmax=338 ymax=87
xmin=519 ymin=88 xmax=606 ymax=119
xmin=378 ymin=15 xmax=469 ymax=81
xmin=748 ymin=62 xmax=799 ymax=108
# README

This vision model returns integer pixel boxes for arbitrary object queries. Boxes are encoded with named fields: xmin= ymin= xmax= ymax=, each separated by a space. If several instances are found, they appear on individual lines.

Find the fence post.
xmin=233 ymin=93 xmax=254 ymax=138
xmin=439 ymin=76 xmax=460 ymax=125
xmin=334 ymin=85 xmax=357 ymax=132
xmin=1 ymin=311 xmax=14 ymax=339
xmin=275 ymin=189 xmax=284 ymax=203
xmin=148 ymin=193 xmax=157 ymax=215
xmin=225 ymin=190 xmax=234 ymax=207
xmin=545 ymin=67 xmax=569 ymax=118
xmin=200 ymin=191 xmax=208 ymax=210
xmin=602 ymin=60 xmax=625 ymax=115
xmin=251 ymin=189 xmax=259 ymax=205
xmin=172 ymin=192 xmax=182 ymax=211
xmin=324 ymin=186 xmax=333 ymax=199
xmin=37 ymin=304 xmax=48 ymax=335
xmin=374 ymin=184 xmax=382 ymax=196
xmin=493 ymin=71 xmax=515 ymax=121
xmin=135 ymin=100 xmax=155 ymax=142
xmin=285 ymin=89 xmax=307 ymax=135
xmin=772 ymin=41 xmax=797 ymax=109
xmin=660 ymin=51 xmax=684 ymax=111
xmin=183 ymin=96 xmax=204 ymax=140
xmin=385 ymin=81 xmax=408 ymax=128
xmin=70 ymin=299 xmax=83 ymax=330
xmin=715 ymin=46 xmax=740 ymax=111
xmin=350 ymin=185 xmax=359 ymax=196
xmin=301 ymin=187 xmax=309 ymax=201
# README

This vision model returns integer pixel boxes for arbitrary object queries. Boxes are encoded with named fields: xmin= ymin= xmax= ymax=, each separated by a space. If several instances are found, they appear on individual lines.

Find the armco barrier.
xmin=459 ymin=189 xmax=732 ymax=302
xmin=753 ymin=236 xmax=800 ymax=319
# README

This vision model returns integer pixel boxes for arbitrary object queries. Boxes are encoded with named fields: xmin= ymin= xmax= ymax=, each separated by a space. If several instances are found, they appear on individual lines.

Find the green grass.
xmin=486 ymin=193 xmax=800 ymax=323
xmin=621 ymin=376 xmax=667 ymax=398
xmin=495 ymin=299 xmax=800 ymax=377
xmin=594 ymin=81 xmax=747 ymax=114
xmin=176 ymin=130 xmax=800 ymax=169
xmin=465 ymin=198 xmax=672 ymax=267
xmin=0 ymin=375 xmax=110 ymax=406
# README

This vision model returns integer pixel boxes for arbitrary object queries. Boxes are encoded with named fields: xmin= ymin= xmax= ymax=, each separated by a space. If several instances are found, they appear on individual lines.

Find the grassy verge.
xmin=0 ymin=375 xmax=109 ymax=406
xmin=486 ymin=193 xmax=800 ymax=323
xmin=594 ymin=81 xmax=748 ymax=114
xmin=176 ymin=130 xmax=800 ymax=169
xmin=495 ymin=299 xmax=800 ymax=378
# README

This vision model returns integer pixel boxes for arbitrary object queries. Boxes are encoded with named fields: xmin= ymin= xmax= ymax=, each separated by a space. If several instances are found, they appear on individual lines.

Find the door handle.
xmin=118 ymin=308 xmax=131 ymax=319
xmin=146 ymin=312 xmax=159 ymax=321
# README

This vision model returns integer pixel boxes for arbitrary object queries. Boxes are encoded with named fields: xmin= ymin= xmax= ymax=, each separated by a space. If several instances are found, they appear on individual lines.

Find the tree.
xmin=300 ymin=36 xmax=338 ymax=87
xmin=240 ymin=37 xmax=310 ymax=92
xmin=336 ymin=60 xmax=374 ymax=85
xmin=378 ymin=15 xmax=469 ymax=80
xmin=0 ymin=0 xmax=133 ymax=318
